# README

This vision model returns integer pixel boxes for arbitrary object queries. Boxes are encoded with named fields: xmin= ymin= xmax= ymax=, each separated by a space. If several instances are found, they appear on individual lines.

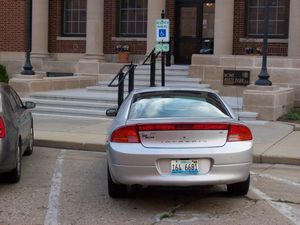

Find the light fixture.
xmin=206 ymin=3 xmax=214 ymax=7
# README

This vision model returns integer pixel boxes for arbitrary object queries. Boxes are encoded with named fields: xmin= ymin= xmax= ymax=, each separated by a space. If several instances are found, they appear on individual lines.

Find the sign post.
xmin=156 ymin=12 xmax=170 ymax=86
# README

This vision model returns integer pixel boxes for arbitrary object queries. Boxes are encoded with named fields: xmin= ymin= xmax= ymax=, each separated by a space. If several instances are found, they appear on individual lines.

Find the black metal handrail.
xmin=107 ymin=46 xmax=167 ymax=110
xmin=142 ymin=48 xmax=161 ymax=65
xmin=108 ymin=62 xmax=137 ymax=108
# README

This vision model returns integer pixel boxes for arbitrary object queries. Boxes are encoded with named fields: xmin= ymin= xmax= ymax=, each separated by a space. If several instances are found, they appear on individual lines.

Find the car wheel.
xmin=227 ymin=174 xmax=250 ymax=196
xmin=24 ymin=125 xmax=34 ymax=156
xmin=107 ymin=165 xmax=128 ymax=198
xmin=7 ymin=142 xmax=22 ymax=183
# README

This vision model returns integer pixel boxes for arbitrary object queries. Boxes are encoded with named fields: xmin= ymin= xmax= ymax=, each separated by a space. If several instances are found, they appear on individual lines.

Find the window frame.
xmin=117 ymin=0 xmax=148 ymax=38
xmin=245 ymin=0 xmax=289 ymax=39
xmin=61 ymin=0 xmax=87 ymax=37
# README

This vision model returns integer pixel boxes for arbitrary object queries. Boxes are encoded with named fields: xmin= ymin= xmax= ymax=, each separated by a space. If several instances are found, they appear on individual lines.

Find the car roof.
xmin=131 ymin=87 xmax=218 ymax=95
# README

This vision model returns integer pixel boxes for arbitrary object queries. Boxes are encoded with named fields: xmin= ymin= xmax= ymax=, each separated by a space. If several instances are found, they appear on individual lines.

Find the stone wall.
xmin=189 ymin=55 xmax=300 ymax=107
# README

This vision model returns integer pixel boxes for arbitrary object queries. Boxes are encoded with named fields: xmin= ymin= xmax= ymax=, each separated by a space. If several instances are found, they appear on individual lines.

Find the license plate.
xmin=171 ymin=160 xmax=199 ymax=175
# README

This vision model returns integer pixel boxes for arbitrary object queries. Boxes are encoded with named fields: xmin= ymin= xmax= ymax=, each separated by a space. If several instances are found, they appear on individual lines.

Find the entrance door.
xmin=175 ymin=1 xmax=215 ymax=64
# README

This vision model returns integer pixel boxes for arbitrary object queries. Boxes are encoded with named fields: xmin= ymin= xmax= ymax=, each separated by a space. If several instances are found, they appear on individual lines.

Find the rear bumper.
xmin=107 ymin=141 xmax=253 ymax=186
xmin=109 ymin=162 xmax=251 ymax=186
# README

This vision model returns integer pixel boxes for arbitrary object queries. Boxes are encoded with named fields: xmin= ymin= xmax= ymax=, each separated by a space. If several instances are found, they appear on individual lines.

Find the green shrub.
xmin=287 ymin=108 xmax=300 ymax=121
xmin=0 ymin=64 xmax=9 ymax=83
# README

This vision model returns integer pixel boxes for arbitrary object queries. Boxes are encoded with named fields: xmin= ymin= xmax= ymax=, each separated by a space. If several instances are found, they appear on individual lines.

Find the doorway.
xmin=174 ymin=0 xmax=215 ymax=64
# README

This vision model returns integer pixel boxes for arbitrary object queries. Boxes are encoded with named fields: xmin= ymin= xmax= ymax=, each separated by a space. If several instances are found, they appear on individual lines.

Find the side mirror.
xmin=106 ymin=108 xmax=117 ymax=117
xmin=25 ymin=101 xmax=36 ymax=109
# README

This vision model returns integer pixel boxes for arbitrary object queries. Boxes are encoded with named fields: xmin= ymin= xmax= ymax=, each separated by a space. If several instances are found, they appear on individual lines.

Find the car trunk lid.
xmin=137 ymin=123 xmax=229 ymax=148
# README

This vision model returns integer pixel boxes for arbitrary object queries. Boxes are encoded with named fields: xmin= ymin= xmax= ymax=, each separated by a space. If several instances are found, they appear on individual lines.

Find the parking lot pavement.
xmin=1 ymin=147 xmax=299 ymax=225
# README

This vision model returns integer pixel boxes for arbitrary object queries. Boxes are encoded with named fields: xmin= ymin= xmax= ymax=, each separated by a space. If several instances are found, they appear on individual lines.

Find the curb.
xmin=34 ymin=139 xmax=106 ymax=152
xmin=277 ymin=121 xmax=300 ymax=131
xmin=253 ymin=154 xmax=300 ymax=166
xmin=35 ymin=139 xmax=300 ymax=166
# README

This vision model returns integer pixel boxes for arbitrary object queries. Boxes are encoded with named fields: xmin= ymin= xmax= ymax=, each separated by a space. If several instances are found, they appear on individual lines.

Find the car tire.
xmin=24 ymin=125 xmax=34 ymax=156
xmin=227 ymin=174 xmax=250 ymax=196
xmin=7 ymin=142 xmax=22 ymax=183
xmin=107 ymin=165 xmax=128 ymax=198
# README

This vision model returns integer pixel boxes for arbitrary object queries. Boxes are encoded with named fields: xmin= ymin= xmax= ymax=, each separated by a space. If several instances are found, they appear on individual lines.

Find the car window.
xmin=1 ymin=93 xmax=14 ymax=116
xmin=9 ymin=87 xmax=23 ymax=109
xmin=129 ymin=91 xmax=231 ymax=119
xmin=5 ymin=87 xmax=20 ymax=112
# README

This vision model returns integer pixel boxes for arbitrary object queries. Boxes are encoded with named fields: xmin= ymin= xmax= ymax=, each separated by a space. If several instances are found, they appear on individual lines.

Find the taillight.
xmin=111 ymin=125 xmax=140 ymax=143
xmin=0 ymin=117 xmax=5 ymax=138
xmin=110 ymin=123 xmax=252 ymax=143
xmin=227 ymin=124 xmax=252 ymax=142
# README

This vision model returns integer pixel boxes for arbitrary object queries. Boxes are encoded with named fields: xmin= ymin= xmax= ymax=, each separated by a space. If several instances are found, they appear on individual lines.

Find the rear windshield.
xmin=128 ymin=91 xmax=231 ymax=119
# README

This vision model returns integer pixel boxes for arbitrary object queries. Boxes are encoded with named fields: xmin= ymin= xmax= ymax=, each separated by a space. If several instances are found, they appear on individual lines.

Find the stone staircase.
xmin=22 ymin=64 xmax=258 ymax=120
xmin=222 ymin=96 xmax=258 ymax=121
xmin=23 ymin=65 xmax=208 ymax=118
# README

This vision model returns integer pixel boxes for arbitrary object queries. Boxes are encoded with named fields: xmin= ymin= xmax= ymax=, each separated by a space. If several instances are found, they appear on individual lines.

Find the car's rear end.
xmin=107 ymin=88 xmax=253 ymax=197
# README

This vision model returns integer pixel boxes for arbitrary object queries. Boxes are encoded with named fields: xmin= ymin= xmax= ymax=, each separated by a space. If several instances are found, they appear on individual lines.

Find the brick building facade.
xmin=0 ymin=0 xmax=293 ymax=59
xmin=0 ymin=0 xmax=300 ymax=106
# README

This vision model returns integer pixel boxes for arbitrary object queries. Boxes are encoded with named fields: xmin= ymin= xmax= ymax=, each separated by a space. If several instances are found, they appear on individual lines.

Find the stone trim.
xmin=240 ymin=38 xmax=289 ymax=44
xmin=56 ymin=36 xmax=87 ymax=41
xmin=111 ymin=37 xmax=147 ymax=42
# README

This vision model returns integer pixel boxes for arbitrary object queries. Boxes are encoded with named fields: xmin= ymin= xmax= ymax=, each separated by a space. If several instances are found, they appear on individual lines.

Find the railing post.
xmin=161 ymin=52 xmax=165 ymax=86
xmin=128 ymin=62 xmax=134 ymax=93
xmin=118 ymin=72 xmax=124 ymax=109
xmin=150 ymin=53 xmax=156 ymax=87
xmin=166 ymin=37 xmax=171 ymax=67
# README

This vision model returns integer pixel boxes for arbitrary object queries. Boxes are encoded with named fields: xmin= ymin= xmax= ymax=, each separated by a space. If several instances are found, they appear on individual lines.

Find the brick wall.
xmin=233 ymin=0 xmax=288 ymax=56
xmin=103 ymin=0 xmax=146 ymax=55
xmin=0 ymin=0 xmax=25 ymax=52
xmin=166 ymin=0 xmax=176 ymax=55
xmin=48 ymin=0 xmax=86 ymax=53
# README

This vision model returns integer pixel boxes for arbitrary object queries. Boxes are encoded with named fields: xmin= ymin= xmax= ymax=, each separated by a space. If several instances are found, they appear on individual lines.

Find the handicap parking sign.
xmin=159 ymin=29 xmax=166 ymax=38
xmin=156 ymin=19 xmax=170 ymax=42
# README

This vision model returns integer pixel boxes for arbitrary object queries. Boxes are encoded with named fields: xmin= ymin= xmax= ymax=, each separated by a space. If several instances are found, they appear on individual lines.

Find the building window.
xmin=63 ymin=0 xmax=87 ymax=36
xmin=246 ymin=0 xmax=289 ymax=38
xmin=119 ymin=0 xmax=148 ymax=37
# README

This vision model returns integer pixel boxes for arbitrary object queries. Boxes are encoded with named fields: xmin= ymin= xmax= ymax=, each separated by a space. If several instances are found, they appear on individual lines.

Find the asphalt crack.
xmin=151 ymin=203 xmax=185 ymax=225
xmin=273 ymin=199 xmax=300 ymax=205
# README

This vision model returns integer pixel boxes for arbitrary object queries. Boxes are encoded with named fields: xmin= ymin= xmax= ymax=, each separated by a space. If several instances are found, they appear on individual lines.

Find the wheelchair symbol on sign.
xmin=159 ymin=29 xmax=166 ymax=38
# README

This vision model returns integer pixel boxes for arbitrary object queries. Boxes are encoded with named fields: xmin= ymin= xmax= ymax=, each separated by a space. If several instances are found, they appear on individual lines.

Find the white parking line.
xmin=250 ymin=186 xmax=300 ymax=225
xmin=44 ymin=150 xmax=65 ymax=225
xmin=251 ymin=171 xmax=300 ymax=187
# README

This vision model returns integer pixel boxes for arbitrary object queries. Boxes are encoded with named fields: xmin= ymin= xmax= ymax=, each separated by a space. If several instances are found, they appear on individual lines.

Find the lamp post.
xmin=21 ymin=0 xmax=35 ymax=75
xmin=255 ymin=0 xmax=271 ymax=86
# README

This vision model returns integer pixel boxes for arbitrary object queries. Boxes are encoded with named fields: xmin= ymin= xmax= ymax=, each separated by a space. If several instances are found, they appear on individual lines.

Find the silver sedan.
xmin=106 ymin=87 xmax=253 ymax=198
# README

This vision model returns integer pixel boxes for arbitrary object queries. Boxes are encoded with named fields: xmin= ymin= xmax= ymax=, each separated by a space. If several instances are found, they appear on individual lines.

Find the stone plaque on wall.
xmin=223 ymin=70 xmax=250 ymax=86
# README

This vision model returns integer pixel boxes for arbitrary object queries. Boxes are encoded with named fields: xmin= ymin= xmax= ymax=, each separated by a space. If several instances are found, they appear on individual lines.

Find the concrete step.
xmin=87 ymin=83 xmax=211 ymax=93
xmin=31 ymin=106 xmax=107 ymax=118
xmin=137 ymin=65 xmax=189 ymax=71
xmin=222 ymin=96 xmax=243 ymax=110
xmin=223 ymin=96 xmax=258 ymax=121
xmin=235 ymin=111 xmax=259 ymax=121
xmin=100 ymin=79 xmax=203 ymax=88
xmin=22 ymin=98 xmax=117 ymax=110
xmin=125 ymin=74 xmax=199 ymax=82
xmin=28 ymin=90 xmax=120 ymax=103
xmin=134 ymin=70 xmax=189 ymax=76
